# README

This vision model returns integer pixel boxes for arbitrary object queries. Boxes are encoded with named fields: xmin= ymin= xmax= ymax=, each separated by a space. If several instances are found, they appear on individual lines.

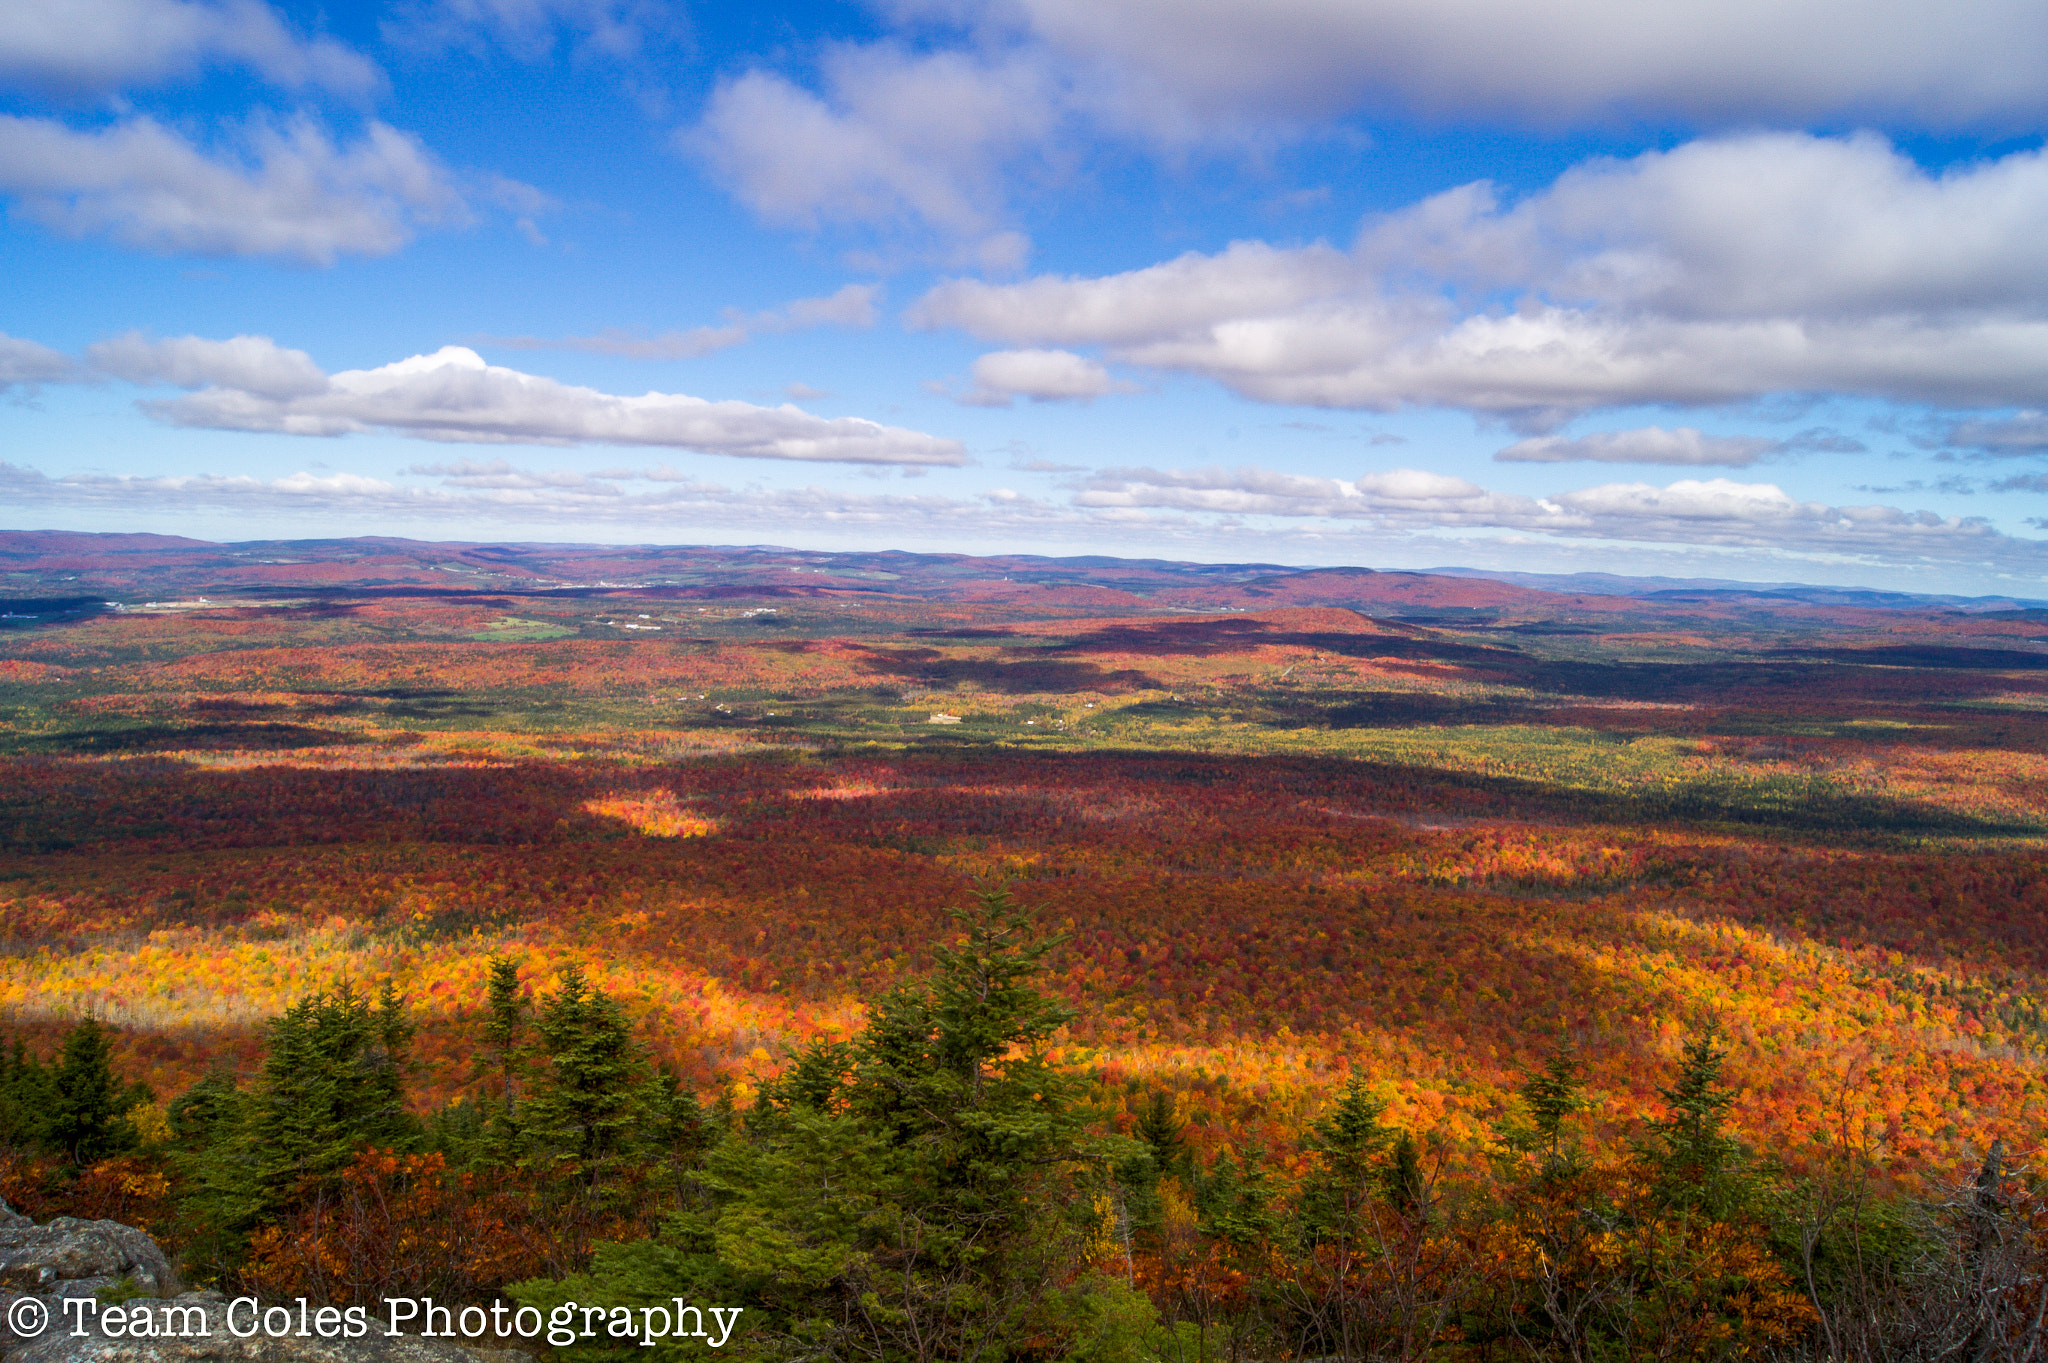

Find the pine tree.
xmin=522 ymin=964 xmax=647 ymax=1190
xmin=0 ymin=1034 xmax=52 ymax=1152
xmin=1644 ymin=1029 xmax=1753 ymax=1217
xmin=479 ymin=957 xmax=526 ymax=1123
xmin=46 ymin=1018 xmax=137 ymax=1166
xmin=1135 ymin=1090 xmax=1189 ymax=1182
xmin=241 ymin=984 xmax=421 ymax=1218
xmin=513 ymin=886 xmax=1112 ymax=1363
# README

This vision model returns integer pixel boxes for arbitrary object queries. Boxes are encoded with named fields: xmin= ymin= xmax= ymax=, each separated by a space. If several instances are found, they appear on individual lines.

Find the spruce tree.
xmin=46 ymin=1018 xmax=137 ymax=1166
xmin=0 ymin=1034 xmax=51 ymax=1152
xmin=1644 ymin=1030 xmax=1753 ymax=1217
xmin=1295 ymin=1072 xmax=1396 ymax=1244
xmin=522 ymin=965 xmax=647 ymax=1190
xmin=241 ymin=984 xmax=420 ymax=1219
xmin=1494 ymin=1051 xmax=1587 ymax=1187
xmin=513 ymin=886 xmax=1112 ymax=1363
xmin=1135 ymin=1090 xmax=1189 ymax=1182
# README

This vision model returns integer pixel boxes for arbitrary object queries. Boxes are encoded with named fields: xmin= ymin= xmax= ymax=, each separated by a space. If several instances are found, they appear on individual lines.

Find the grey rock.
xmin=43 ymin=1226 xmax=170 ymax=1299
xmin=0 ymin=1209 xmax=534 ymax=1363
xmin=6 ymin=1294 xmax=534 ymax=1363
xmin=0 ymin=1217 xmax=174 ymax=1297
xmin=48 ymin=1283 xmax=118 ymax=1304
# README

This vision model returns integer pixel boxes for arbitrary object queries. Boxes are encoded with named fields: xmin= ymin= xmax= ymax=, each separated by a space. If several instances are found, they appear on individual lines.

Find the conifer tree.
xmin=1295 ymin=1072 xmax=1396 ymax=1244
xmin=0 ymin=1033 xmax=51 ymax=1152
xmin=481 ymin=959 xmax=526 ymax=1112
xmin=1644 ymin=1030 xmax=1754 ymax=1218
xmin=1494 ymin=1051 xmax=1587 ymax=1187
xmin=238 ymin=985 xmax=420 ymax=1221
xmin=1135 ymin=1090 xmax=1189 ymax=1182
xmin=513 ymin=887 xmax=1115 ymax=1363
xmin=522 ymin=965 xmax=646 ymax=1190
xmin=46 ymin=1018 xmax=138 ymax=1166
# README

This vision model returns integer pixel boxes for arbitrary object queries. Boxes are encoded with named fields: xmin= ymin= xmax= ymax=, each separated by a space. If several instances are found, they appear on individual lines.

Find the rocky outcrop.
xmin=0 ymin=1202 xmax=175 ymax=1302
xmin=0 ymin=1201 xmax=527 ymax=1363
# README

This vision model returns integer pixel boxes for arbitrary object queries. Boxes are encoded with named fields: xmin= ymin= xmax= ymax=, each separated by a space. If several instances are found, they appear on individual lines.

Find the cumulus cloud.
xmin=1945 ymin=411 xmax=2048 ymax=453
xmin=960 ymin=0 xmax=2048 ymax=131
xmin=86 ymin=332 xmax=328 ymax=399
xmin=688 ymin=45 xmax=1057 ymax=247
xmin=1354 ymin=133 xmax=2048 ymax=321
xmin=485 ymin=284 xmax=880 ymax=361
xmin=0 ymin=459 xmax=1053 ymax=539
xmin=1076 ymin=463 xmax=2032 ymax=564
xmin=1076 ymin=465 xmax=1527 ymax=521
xmin=0 ymin=116 xmax=467 ymax=264
xmin=955 ymin=348 xmax=1135 ymax=406
xmin=381 ymin=0 xmax=675 ymax=62
xmin=0 ymin=0 xmax=377 ymax=97
xmin=124 ymin=341 xmax=965 ymax=465
xmin=8 ymin=449 xmax=2043 ymax=575
xmin=1497 ymin=427 xmax=1779 ymax=466
xmin=0 ymin=332 xmax=80 ymax=391
xmin=911 ymin=134 xmax=2048 ymax=429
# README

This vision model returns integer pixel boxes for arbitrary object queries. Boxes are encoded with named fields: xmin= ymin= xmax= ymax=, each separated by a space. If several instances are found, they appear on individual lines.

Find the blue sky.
xmin=5 ymin=0 xmax=2048 ymax=593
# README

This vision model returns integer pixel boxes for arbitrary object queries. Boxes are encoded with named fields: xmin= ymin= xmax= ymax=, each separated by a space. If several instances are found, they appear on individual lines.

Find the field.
xmin=5 ymin=530 xmax=2048 ymax=1192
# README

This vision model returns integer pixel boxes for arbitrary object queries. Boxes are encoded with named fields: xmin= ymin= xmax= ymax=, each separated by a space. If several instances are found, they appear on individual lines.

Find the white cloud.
xmin=687 ymin=45 xmax=1057 ymax=243
xmin=956 ymin=348 xmax=1133 ymax=406
xmin=1075 ymin=463 xmax=2032 ymax=564
xmin=0 ymin=459 xmax=1050 ymax=537
xmin=977 ymin=0 xmax=2048 ymax=130
xmin=911 ymin=134 xmax=2048 ymax=428
xmin=86 ymin=332 xmax=328 ymax=399
xmin=1076 ymin=464 xmax=1525 ymax=521
xmin=0 ymin=332 xmax=79 ymax=390
xmin=131 ymin=342 xmax=966 ymax=465
xmin=381 ymin=0 xmax=675 ymax=62
xmin=1946 ymin=411 xmax=2048 ymax=453
xmin=0 ymin=0 xmax=377 ymax=97
xmin=1497 ymin=427 xmax=1778 ymax=466
xmin=499 ymin=325 xmax=751 ymax=362
xmin=0 ymin=116 xmax=465 ymax=264
xmin=484 ymin=284 xmax=881 ymax=360
xmin=7 ymin=452 xmax=2044 ymax=578
xmin=1355 ymin=133 xmax=2048 ymax=321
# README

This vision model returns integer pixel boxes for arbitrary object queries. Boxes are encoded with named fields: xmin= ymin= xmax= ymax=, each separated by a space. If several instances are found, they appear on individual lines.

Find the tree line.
xmin=4 ymin=889 xmax=2046 ymax=1362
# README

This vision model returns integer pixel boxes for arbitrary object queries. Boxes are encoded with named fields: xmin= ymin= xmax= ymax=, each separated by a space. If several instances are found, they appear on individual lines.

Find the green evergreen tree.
xmin=1118 ymin=1089 xmax=1188 ymax=1234
xmin=1295 ymin=1072 xmax=1396 ymax=1244
xmin=166 ymin=1068 xmax=245 ymax=1150
xmin=1135 ymin=1090 xmax=1189 ymax=1181
xmin=1643 ymin=1029 xmax=1754 ymax=1218
xmin=1493 ymin=1051 xmax=1587 ymax=1186
xmin=522 ymin=965 xmax=647 ymax=1190
xmin=185 ymin=984 xmax=420 ymax=1241
xmin=476 ymin=956 xmax=527 ymax=1156
xmin=640 ymin=1065 xmax=716 ymax=1198
xmin=46 ymin=1018 xmax=139 ymax=1165
xmin=513 ymin=886 xmax=1117 ymax=1363
xmin=1198 ymin=1144 xmax=1282 ymax=1247
xmin=0 ymin=1033 xmax=52 ymax=1152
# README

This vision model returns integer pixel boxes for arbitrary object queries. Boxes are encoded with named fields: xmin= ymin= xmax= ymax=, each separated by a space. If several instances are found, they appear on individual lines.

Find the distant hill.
xmin=4 ymin=530 xmax=2043 ymax=620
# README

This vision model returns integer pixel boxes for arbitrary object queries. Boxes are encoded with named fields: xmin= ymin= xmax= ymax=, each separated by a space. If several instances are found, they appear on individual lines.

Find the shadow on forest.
xmin=5 ymin=721 xmax=366 ymax=755
xmin=1079 ymin=748 xmax=2046 ymax=842
xmin=0 ymin=737 xmax=2036 ymax=863
xmin=1783 ymin=644 xmax=2048 ymax=670
xmin=855 ymin=646 xmax=1159 ymax=694
xmin=0 ymin=598 xmax=114 ymax=630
